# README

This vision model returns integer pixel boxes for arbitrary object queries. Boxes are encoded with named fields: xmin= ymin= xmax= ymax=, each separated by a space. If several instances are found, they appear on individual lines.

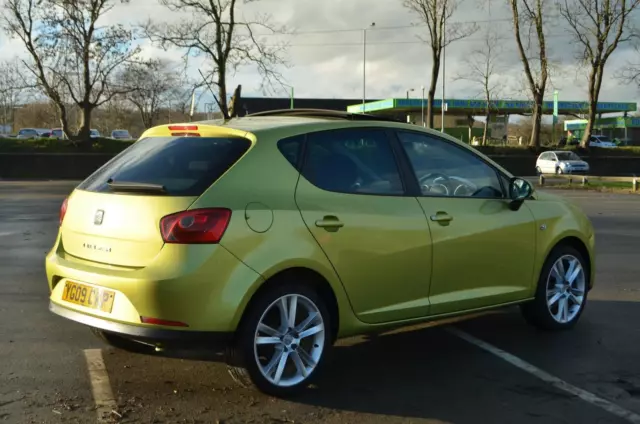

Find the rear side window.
xmin=300 ymin=128 xmax=404 ymax=196
xmin=277 ymin=135 xmax=304 ymax=170
xmin=78 ymin=136 xmax=251 ymax=196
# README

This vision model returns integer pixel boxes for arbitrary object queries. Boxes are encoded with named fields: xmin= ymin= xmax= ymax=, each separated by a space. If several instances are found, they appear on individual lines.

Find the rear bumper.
xmin=50 ymin=301 xmax=232 ymax=344
xmin=45 ymin=241 xmax=264 ymax=333
xmin=50 ymin=301 xmax=234 ymax=355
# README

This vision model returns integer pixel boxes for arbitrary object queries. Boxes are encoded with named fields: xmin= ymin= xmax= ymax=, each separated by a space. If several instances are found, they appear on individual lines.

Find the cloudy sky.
xmin=1 ymin=0 xmax=640 ymax=111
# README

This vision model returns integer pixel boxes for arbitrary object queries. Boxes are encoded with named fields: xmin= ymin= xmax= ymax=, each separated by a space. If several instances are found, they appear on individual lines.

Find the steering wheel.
xmin=419 ymin=173 xmax=451 ymax=196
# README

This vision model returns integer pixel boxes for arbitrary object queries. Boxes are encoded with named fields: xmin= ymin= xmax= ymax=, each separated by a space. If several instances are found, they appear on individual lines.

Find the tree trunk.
xmin=58 ymin=107 xmax=72 ymax=141
xmin=218 ymin=69 xmax=229 ymax=119
xmin=483 ymin=112 xmax=489 ymax=146
xmin=529 ymin=94 xmax=543 ymax=148
xmin=427 ymin=53 xmax=440 ymax=129
xmin=581 ymin=65 xmax=604 ymax=148
xmin=77 ymin=104 xmax=94 ymax=142
xmin=140 ymin=107 xmax=151 ymax=129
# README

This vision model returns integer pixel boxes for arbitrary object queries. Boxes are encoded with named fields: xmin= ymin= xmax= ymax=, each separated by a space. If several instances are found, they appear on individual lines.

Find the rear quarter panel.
xmin=187 ymin=127 xmax=361 ymax=337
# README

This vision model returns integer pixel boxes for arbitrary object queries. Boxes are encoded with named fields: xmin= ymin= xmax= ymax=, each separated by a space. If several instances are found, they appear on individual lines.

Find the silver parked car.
xmin=536 ymin=151 xmax=590 ymax=175
xmin=110 ymin=129 xmax=132 ymax=140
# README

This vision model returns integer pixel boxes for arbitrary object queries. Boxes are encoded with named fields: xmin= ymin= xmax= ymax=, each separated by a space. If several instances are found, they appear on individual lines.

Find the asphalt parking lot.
xmin=1 ymin=181 xmax=640 ymax=424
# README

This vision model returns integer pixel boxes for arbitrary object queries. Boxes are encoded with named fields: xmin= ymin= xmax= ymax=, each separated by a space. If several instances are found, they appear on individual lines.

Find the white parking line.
xmin=448 ymin=328 xmax=640 ymax=424
xmin=83 ymin=349 xmax=118 ymax=423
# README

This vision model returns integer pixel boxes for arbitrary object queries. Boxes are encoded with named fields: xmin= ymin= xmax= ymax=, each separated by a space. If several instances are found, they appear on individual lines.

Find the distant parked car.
xmin=90 ymin=129 xmax=101 ymax=138
xmin=536 ymin=151 xmax=590 ymax=175
xmin=17 ymin=128 xmax=50 ymax=139
xmin=589 ymin=135 xmax=617 ymax=148
xmin=111 ymin=129 xmax=132 ymax=140
xmin=613 ymin=137 xmax=633 ymax=146
xmin=50 ymin=128 xmax=67 ymax=140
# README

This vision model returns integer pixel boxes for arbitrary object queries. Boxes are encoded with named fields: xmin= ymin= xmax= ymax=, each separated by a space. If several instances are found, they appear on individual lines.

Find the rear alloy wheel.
xmin=556 ymin=167 xmax=563 ymax=175
xmin=535 ymin=166 xmax=542 ymax=176
xmin=227 ymin=283 xmax=331 ymax=397
xmin=521 ymin=246 xmax=588 ymax=330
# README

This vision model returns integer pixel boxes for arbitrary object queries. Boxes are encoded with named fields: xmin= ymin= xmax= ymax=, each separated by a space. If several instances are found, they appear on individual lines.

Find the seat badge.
xmin=94 ymin=209 xmax=105 ymax=225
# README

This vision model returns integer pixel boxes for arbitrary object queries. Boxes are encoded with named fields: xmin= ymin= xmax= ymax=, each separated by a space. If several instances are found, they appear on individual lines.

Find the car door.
xmin=547 ymin=152 xmax=558 ymax=173
xmin=394 ymin=130 xmax=537 ymax=315
xmin=294 ymin=127 xmax=433 ymax=324
xmin=538 ymin=152 xmax=550 ymax=173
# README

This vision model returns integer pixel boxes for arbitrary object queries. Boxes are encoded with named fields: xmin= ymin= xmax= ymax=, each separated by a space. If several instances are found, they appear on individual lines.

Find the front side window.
xmin=301 ymin=128 xmax=404 ymax=196
xmin=556 ymin=152 xmax=580 ymax=161
xmin=397 ymin=131 xmax=504 ymax=198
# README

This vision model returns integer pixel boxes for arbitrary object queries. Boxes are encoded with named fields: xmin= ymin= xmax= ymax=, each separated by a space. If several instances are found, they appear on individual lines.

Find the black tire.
xmin=226 ymin=280 xmax=333 ymax=397
xmin=535 ymin=166 xmax=542 ymax=176
xmin=556 ymin=167 xmax=563 ymax=175
xmin=90 ymin=328 xmax=153 ymax=354
xmin=521 ymin=245 xmax=589 ymax=331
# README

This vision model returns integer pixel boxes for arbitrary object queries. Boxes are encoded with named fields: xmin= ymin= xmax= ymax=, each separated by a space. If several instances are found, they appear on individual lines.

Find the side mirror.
xmin=508 ymin=177 xmax=533 ymax=211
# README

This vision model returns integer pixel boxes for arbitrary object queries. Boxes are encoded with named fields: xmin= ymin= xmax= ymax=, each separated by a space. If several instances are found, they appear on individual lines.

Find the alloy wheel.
xmin=253 ymin=294 xmax=325 ymax=387
xmin=546 ymin=254 xmax=586 ymax=324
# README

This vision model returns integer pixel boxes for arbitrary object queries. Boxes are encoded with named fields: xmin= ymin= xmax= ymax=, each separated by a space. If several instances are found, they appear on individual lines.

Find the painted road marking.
xmin=448 ymin=328 xmax=640 ymax=424
xmin=83 ymin=349 xmax=118 ymax=423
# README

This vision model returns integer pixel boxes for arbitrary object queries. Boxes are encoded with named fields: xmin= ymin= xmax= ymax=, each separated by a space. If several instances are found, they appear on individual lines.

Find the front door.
xmin=395 ymin=130 xmax=537 ymax=315
xmin=295 ymin=127 xmax=433 ymax=324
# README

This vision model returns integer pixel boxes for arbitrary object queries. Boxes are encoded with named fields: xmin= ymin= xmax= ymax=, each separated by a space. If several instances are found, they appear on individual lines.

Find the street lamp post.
xmin=441 ymin=17 xmax=446 ymax=133
xmin=362 ymin=22 xmax=375 ymax=114
xmin=406 ymin=88 xmax=415 ymax=99
xmin=421 ymin=86 xmax=425 ymax=127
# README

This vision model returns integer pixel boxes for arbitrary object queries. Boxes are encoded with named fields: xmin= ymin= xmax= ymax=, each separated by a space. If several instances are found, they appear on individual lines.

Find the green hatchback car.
xmin=47 ymin=110 xmax=595 ymax=396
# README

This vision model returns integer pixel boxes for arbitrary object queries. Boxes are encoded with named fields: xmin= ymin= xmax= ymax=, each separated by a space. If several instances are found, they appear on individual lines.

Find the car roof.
xmin=190 ymin=110 xmax=453 ymax=141
xmin=140 ymin=109 xmax=515 ymax=177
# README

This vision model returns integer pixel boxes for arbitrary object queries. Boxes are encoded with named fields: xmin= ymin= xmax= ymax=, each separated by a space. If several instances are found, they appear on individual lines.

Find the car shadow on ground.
xmin=102 ymin=301 xmax=640 ymax=423
xmin=288 ymin=300 xmax=640 ymax=423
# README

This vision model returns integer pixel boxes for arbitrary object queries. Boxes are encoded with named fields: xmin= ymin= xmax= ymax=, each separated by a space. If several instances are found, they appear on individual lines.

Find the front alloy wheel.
xmin=522 ymin=245 xmax=589 ymax=330
xmin=545 ymin=255 xmax=586 ymax=324
xmin=227 ymin=282 xmax=331 ymax=397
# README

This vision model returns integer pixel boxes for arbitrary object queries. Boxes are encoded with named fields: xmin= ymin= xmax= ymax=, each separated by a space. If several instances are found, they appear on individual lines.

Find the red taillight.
xmin=60 ymin=197 xmax=68 ymax=226
xmin=168 ymin=125 xmax=198 ymax=131
xmin=141 ymin=316 xmax=188 ymax=327
xmin=160 ymin=208 xmax=231 ymax=244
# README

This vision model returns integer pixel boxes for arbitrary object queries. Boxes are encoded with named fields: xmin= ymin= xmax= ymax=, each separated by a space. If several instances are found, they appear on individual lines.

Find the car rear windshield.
xmin=77 ymin=136 xmax=251 ymax=196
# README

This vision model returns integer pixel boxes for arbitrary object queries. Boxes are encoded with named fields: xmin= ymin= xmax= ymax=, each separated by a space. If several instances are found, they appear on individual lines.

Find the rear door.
xmin=294 ymin=127 xmax=433 ymax=324
xmin=63 ymin=135 xmax=251 ymax=267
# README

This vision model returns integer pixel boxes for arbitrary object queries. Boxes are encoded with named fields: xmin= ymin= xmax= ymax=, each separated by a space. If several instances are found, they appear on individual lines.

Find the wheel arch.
xmin=237 ymin=267 xmax=341 ymax=342
xmin=547 ymin=235 xmax=593 ymax=289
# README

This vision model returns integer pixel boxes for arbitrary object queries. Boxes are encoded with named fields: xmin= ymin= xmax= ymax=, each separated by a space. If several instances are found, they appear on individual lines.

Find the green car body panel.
xmin=45 ymin=116 xmax=595 ymax=344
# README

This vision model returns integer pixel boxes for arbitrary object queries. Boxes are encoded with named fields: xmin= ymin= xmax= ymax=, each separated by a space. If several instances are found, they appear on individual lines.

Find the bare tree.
xmin=2 ymin=0 xmax=140 ymax=142
xmin=0 ymin=60 xmax=31 ymax=133
xmin=403 ymin=0 xmax=477 ymax=129
xmin=455 ymin=30 xmax=503 ymax=145
xmin=618 ymin=44 xmax=640 ymax=88
xmin=508 ymin=0 xmax=552 ymax=147
xmin=559 ymin=0 xmax=640 ymax=147
xmin=144 ymin=0 xmax=287 ymax=120
xmin=121 ymin=59 xmax=186 ymax=129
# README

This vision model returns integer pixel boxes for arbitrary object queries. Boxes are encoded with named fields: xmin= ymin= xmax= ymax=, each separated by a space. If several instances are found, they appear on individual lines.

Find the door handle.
xmin=315 ymin=216 xmax=344 ymax=230
xmin=430 ymin=212 xmax=453 ymax=224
